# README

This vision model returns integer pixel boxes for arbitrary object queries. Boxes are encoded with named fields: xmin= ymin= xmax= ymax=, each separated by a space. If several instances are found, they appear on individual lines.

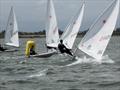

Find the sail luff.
xmin=46 ymin=0 xmax=50 ymax=45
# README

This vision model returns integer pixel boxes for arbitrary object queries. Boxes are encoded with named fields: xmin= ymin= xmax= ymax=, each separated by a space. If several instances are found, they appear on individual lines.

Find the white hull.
xmin=31 ymin=51 xmax=57 ymax=58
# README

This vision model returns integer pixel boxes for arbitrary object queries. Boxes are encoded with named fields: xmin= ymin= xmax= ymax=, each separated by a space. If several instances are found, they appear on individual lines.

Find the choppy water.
xmin=0 ymin=36 xmax=120 ymax=90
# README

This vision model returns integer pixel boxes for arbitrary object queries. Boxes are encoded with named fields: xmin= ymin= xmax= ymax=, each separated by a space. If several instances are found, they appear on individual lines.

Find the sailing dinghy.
xmin=74 ymin=0 xmax=119 ymax=62
xmin=0 ymin=7 xmax=19 ymax=52
xmin=31 ymin=0 xmax=59 ymax=58
xmin=33 ymin=1 xmax=85 ymax=58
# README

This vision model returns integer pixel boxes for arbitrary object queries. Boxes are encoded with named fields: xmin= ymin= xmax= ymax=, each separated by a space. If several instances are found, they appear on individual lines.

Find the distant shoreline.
xmin=0 ymin=28 xmax=120 ymax=38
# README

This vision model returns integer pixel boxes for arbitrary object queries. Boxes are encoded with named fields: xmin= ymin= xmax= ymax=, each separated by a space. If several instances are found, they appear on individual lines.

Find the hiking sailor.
xmin=58 ymin=40 xmax=73 ymax=56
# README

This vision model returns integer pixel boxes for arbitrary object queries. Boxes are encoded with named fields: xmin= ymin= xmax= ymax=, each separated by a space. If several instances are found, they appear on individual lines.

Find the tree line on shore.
xmin=0 ymin=28 xmax=120 ymax=38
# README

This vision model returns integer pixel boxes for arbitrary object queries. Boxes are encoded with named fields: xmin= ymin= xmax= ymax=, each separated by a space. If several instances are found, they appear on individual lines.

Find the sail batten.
xmin=78 ymin=0 xmax=119 ymax=60
xmin=5 ymin=7 xmax=19 ymax=47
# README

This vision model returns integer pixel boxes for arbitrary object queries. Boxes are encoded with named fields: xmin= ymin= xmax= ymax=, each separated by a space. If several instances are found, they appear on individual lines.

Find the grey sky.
xmin=0 ymin=0 xmax=120 ymax=32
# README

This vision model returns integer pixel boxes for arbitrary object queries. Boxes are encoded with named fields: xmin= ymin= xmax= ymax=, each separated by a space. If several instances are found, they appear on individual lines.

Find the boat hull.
xmin=31 ymin=51 xmax=57 ymax=58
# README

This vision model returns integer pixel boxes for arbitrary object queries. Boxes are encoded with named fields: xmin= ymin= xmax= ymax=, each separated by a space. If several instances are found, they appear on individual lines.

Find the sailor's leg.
xmin=65 ymin=49 xmax=73 ymax=56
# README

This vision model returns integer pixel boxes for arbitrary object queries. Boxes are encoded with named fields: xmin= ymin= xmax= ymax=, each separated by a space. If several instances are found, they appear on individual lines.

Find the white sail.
xmin=60 ymin=3 xmax=85 ymax=49
xmin=46 ymin=0 xmax=59 ymax=48
xmin=78 ymin=0 xmax=119 ymax=59
xmin=5 ymin=7 xmax=19 ymax=47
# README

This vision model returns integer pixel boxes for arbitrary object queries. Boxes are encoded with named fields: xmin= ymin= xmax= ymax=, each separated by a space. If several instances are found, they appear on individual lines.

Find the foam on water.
xmin=66 ymin=55 xmax=114 ymax=67
xmin=1 ymin=55 xmax=26 ymax=60
xmin=27 ymin=69 xmax=47 ymax=78
xmin=100 ymin=55 xmax=114 ymax=64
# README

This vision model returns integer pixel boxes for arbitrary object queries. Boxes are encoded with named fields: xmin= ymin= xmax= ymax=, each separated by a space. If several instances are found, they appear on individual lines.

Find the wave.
xmin=98 ymin=81 xmax=120 ymax=87
xmin=26 ymin=69 xmax=47 ymax=78
xmin=65 ymin=55 xmax=114 ymax=67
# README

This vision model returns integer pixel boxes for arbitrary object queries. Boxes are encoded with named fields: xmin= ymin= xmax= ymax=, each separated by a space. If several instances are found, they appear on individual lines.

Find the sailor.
xmin=0 ymin=44 xmax=7 ymax=51
xmin=58 ymin=39 xmax=73 ymax=56
xmin=25 ymin=40 xmax=37 ymax=57
xmin=30 ymin=45 xmax=37 ymax=55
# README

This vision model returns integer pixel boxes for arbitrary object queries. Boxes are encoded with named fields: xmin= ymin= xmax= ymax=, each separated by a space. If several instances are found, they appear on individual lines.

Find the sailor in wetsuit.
xmin=0 ymin=44 xmax=7 ymax=51
xmin=58 ymin=40 xmax=73 ymax=56
xmin=30 ymin=45 xmax=37 ymax=55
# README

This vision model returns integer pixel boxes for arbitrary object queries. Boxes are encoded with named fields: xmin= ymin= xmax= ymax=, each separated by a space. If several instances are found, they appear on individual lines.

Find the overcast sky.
xmin=0 ymin=0 xmax=120 ymax=32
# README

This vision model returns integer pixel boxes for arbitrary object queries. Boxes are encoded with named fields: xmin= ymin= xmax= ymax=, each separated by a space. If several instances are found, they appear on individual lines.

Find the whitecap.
xmin=66 ymin=55 xmax=114 ymax=67
xmin=27 ymin=69 xmax=47 ymax=78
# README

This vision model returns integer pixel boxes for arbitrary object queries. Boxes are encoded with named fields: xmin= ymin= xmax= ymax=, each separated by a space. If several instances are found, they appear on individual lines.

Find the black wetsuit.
xmin=30 ymin=48 xmax=36 ymax=55
xmin=0 ymin=46 xmax=7 ymax=51
xmin=58 ymin=43 xmax=73 ymax=56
